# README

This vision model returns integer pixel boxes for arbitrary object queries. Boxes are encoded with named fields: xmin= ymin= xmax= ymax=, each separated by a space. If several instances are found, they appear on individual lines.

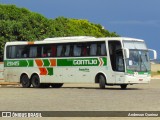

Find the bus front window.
xmin=126 ymin=50 xmax=150 ymax=72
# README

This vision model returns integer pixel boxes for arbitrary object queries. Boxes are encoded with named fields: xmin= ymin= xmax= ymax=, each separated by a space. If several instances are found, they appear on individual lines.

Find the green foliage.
xmin=0 ymin=4 xmax=119 ymax=61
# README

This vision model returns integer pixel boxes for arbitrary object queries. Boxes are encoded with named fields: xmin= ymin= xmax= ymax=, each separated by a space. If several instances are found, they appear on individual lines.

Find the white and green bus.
xmin=4 ymin=36 xmax=157 ymax=89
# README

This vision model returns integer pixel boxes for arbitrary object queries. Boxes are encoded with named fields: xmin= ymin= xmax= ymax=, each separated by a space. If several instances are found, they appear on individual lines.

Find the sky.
xmin=1 ymin=0 xmax=160 ymax=59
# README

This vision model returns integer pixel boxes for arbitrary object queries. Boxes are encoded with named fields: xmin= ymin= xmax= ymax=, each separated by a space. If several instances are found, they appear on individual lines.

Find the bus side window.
xmin=37 ymin=46 xmax=42 ymax=58
xmin=97 ymin=44 xmax=101 ymax=56
xmin=51 ymin=45 xmax=57 ymax=57
xmin=6 ymin=46 xmax=11 ymax=58
xmin=21 ymin=46 xmax=29 ymax=58
xmin=29 ymin=46 xmax=37 ymax=58
xmin=69 ymin=45 xmax=74 ymax=57
xmin=65 ymin=45 xmax=70 ymax=57
xmin=42 ymin=45 xmax=53 ymax=57
xmin=90 ymin=43 xmax=97 ymax=56
xmin=95 ymin=42 xmax=107 ymax=56
xmin=82 ymin=46 xmax=87 ymax=56
xmin=16 ymin=46 xmax=29 ymax=58
xmin=73 ymin=44 xmax=81 ymax=57
xmin=57 ymin=45 xmax=63 ymax=57
xmin=81 ymin=43 xmax=89 ymax=56
xmin=7 ymin=46 xmax=17 ymax=59
xmin=101 ymin=43 xmax=107 ymax=56
xmin=16 ymin=46 xmax=22 ymax=58
xmin=61 ymin=45 xmax=66 ymax=57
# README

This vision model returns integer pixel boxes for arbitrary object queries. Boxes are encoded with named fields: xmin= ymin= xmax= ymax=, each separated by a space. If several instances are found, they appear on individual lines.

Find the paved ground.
xmin=0 ymin=79 xmax=160 ymax=119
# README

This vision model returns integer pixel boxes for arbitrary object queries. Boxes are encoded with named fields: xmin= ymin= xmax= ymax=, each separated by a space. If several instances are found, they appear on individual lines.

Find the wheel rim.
xmin=33 ymin=77 xmax=39 ymax=86
xmin=21 ymin=75 xmax=31 ymax=88
xmin=22 ymin=79 xmax=27 ymax=85
xmin=32 ymin=75 xmax=40 ymax=88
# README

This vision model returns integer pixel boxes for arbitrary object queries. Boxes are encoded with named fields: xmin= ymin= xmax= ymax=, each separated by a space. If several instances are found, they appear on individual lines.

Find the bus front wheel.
xmin=31 ymin=75 xmax=41 ymax=88
xmin=21 ymin=74 xmax=31 ymax=88
xmin=99 ymin=75 xmax=106 ymax=89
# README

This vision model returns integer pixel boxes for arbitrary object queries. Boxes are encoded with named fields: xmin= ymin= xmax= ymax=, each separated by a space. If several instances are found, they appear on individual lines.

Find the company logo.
xmin=73 ymin=60 xmax=98 ymax=65
xmin=7 ymin=61 xmax=19 ymax=67
xmin=79 ymin=68 xmax=90 ymax=72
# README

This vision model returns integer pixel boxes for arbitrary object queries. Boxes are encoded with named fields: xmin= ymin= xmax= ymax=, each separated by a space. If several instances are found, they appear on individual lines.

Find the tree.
xmin=0 ymin=4 xmax=119 ymax=61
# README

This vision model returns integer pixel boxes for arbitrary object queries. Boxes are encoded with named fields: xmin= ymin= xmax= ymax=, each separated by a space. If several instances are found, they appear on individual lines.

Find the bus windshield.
xmin=126 ymin=50 xmax=150 ymax=72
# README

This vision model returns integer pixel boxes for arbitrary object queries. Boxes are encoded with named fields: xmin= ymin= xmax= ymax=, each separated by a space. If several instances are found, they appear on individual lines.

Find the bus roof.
xmin=5 ymin=36 xmax=144 ymax=45
xmin=44 ymin=36 xmax=96 ymax=41
xmin=44 ymin=36 xmax=144 ymax=42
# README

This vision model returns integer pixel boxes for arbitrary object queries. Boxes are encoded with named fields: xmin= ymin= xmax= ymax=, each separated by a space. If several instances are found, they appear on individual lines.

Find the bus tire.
xmin=21 ymin=74 xmax=31 ymax=88
xmin=120 ymin=84 xmax=127 ymax=89
xmin=99 ymin=75 xmax=106 ymax=89
xmin=31 ymin=75 xmax=41 ymax=88
xmin=51 ymin=83 xmax=63 ymax=88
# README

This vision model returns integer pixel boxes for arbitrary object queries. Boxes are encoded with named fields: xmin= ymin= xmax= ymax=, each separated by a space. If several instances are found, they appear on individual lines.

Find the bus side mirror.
xmin=148 ymin=49 xmax=157 ymax=60
xmin=124 ymin=48 xmax=129 ymax=58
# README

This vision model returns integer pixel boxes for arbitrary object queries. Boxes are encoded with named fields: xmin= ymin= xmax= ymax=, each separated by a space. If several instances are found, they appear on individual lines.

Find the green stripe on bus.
xmin=57 ymin=57 xmax=107 ymax=66
xmin=102 ymin=57 xmax=107 ymax=66
xmin=47 ymin=67 xmax=53 ymax=75
xmin=43 ymin=59 xmax=50 ymax=66
xmin=127 ymin=69 xmax=150 ymax=75
xmin=28 ymin=60 xmax=34 ymax=66
xmin=4 ymin=60 xmax=34 ymax=67
xmin=127 ymin=70 xmax=134 ymax=74
xmin=4 ymin=57 xmax=107 ymax=67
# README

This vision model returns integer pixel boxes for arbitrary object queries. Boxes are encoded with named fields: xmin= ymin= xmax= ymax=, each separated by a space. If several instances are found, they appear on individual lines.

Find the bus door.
xmin=108 ymin=41 xmax=125 ymax=84
xmin=114 ymin=50 xmax=125 ymax=83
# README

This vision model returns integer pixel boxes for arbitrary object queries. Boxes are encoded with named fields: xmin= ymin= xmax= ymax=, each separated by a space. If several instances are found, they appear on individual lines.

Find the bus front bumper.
xmin=123 ymin=75 xmax=151 ymax=84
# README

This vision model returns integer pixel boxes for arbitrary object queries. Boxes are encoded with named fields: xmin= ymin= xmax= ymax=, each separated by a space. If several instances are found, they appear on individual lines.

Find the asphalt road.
xmin=0 ymin=79 xmax=160 ymax=119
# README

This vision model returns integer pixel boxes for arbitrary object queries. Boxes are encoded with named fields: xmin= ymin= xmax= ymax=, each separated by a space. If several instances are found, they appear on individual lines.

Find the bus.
xmin=3 ymin=36 xmax=157 ymax=89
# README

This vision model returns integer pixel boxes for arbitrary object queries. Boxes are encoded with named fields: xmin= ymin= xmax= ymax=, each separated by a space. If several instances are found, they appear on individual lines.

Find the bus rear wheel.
xmin=21 ymin=74 xmax=31 ymax=88
xmin=99 ymin=75 xmax=106 ymax=89
xmin=120 ymin=84 xmax=127 ymax=89
xmin=31 ymin=75 xmax=41 ymax=88
xmin=51 ymin=83 xmax=63 ymax=88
